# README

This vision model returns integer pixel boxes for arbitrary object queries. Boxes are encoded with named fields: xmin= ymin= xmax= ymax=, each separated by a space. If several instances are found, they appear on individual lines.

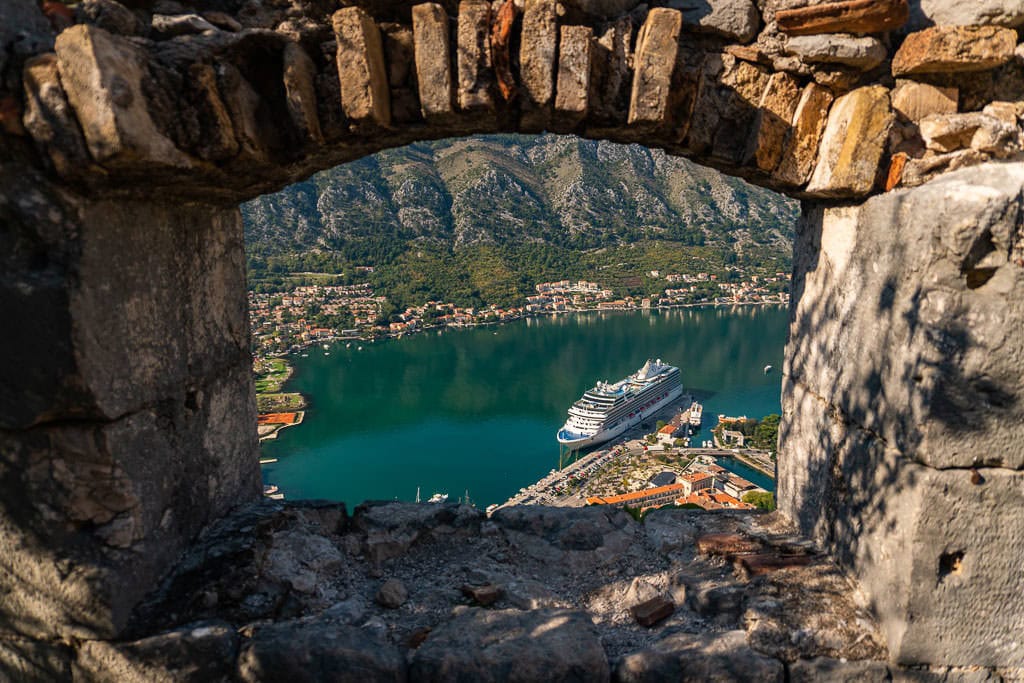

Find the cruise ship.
xmin=557 ymin=359 xmax=683 ymax=450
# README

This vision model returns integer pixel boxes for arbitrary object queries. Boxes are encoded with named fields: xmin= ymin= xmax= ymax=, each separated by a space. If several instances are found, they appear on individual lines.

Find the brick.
xmin=806 ymin=85 xmax=892 ymax=197
xmin=630 ymin=595 xmax=675 ymax=627
xmin=746 ymin=71 xmax=801 ymax=172
xmin=518 ymin=0 xmax=557 ymax=130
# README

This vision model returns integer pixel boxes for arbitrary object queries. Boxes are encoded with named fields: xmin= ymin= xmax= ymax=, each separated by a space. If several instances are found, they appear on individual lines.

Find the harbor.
xmin=259 ymin=308 xmax=786 ymax=506
xmin=492 ymin=395 xmax=775 ymax=514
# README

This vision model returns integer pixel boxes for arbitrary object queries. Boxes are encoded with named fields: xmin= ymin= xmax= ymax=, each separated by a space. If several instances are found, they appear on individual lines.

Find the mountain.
xmin=242 ymin=134 xmax=799 ymax=307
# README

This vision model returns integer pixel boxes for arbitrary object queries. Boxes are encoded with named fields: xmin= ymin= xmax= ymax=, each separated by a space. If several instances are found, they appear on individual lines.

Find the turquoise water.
xmin=261 ymin=306 xmax=788 ymax=507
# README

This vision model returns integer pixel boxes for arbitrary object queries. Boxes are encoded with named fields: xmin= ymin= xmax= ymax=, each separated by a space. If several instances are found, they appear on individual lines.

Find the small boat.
xmin=357 ymin=346 xmax=363 ymax=351
xmin=346 ymin=343 xmax=351 ymax=348
xmin=301 ymin=353 xmax=308 ymax=357
xmin=323 ymin=344 xmax=329 ymax=350
xmin=763 ymin=364 xmax=773 ymax=374
xmin=427 ymin=492 xmax=448 ymax=504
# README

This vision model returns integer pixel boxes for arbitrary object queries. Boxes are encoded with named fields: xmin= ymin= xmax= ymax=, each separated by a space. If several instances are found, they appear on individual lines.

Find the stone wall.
xmin=2 ymin=0 xmax=1024 ymax=677
xmin=778 ymin=161 xmax=1024 ymax=667
xmin=0 ymin=166 xmax=261 ymax=641
xmin=5 ymin=0 xmax=1024 ymax=205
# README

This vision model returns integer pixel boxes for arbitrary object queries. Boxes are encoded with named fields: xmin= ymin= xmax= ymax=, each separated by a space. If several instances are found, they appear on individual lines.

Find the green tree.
xmin=742 ymin=491 xmax=775 ymax=511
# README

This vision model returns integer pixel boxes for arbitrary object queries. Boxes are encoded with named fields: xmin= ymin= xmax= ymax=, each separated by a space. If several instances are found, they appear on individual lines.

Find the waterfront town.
xmin=252 ymin=272 xmax=785 ymax=507
xmin=248 ymin=271 xmax=791 ymax=357
xmin=492 ymin=402 xmax=776 ymax=516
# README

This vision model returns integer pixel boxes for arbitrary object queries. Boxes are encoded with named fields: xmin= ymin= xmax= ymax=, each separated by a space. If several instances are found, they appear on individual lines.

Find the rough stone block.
xmin=183 ymin=63 xmax=239 ymax=161
xmin=21 ymin=53 xmax=92 ymax=176
xmin=669 ymin=0 xmax=759 ymax=43
xmin=0 ymin=636 xmax=72 ymax=682
xmin=919 ymin=112 xmax=1019 ymax=155
xmin=686 ymin=53 xmax=768 ymax=164
xmin=891 ymin=80 xmax=958 ymax=123
xmin=615 ymin=630 xmax=783 ymax=682
xmin=588 ymin=16 xmax=633 ymax=127
xmin=77 ymin=0 xmax=145 ymax=36
xmin=892 ymin=26 xmax=1017 ymax=76
xmin=410 ymin=608 xmax=610 ymax=682
xmin=773 ymin=82 xmax=833 ymax=187
xmin=519 ymin=0 xmax=558 ymax=130
xmin=412 ymin=3 xmax=454 ymax=120
xmin=907 ymin=0 xmax=1024 ymax=30
xmin=238 ymin=617 xmax=406 ymax=682
xmin=282 ymin=42 xmax=324 ymax=144
xmin=457 ymin=0 xmax=493 ymax=111
xmin=54 ymin=25 xmax=193 ymax=170
xmin=789 ymin=657 xmax=890 ymax=682
xmin=332 ymin=6 xmax=391 ymax=127
xmin=784 ymin=33 xmax=888 ymax=70
xmin=74 ymin=621 xmax=239 ymax=682
xmin=806 ymin=85 xmax=892 ymax=197
xmin=554 ymin=25 xmax=592 ymax=129
xmin=780 ymin=163 xmax=1024 ymax=666
xmin=381 ymin=23 xmax=421 ymax=125
xmin=746 ymin=70 xmax=800 ymax=172
xmin=628 ymin=8 xmax=682 ymax=130
xmin=775 ymin=0 xmax=909 ymax=36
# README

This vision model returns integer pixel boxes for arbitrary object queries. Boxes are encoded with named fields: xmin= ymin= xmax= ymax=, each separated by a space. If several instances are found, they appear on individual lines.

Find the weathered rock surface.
xmin=908 ymin=0 xmax=1024 ymax=30
xmin=687 ymin=53 xmax=769 ymax=164
xmin=376 ymin=578 xmax=409 ymax=608
xmin=519 ymin=0 xmax=558 ymax=130
xmin=892 ymin=26 xmax=1017 ymax=76
xmin=55 ymin=25 xmax=193 ymax=170
xmin=74 ymin=621 xmax=238 ymax=682
xmin=785 ymin=33 xmax=887 ymax=70
xmin=333 ymin=6 xmax=391 ymax=127
xmin=891 ymin=80 xmax=958 ymax=123
xmin=237 ymin=616 xmax=406 ymax=682
xmin=780 ymin=162 xmax=1024 ymax=666
xmin=747 ymin=71 xmax=801 ymax=172
xmin=775 ymin=0 xmax=909 ymax=36
xmin=789 ymin=657 xmax=891 ymax=682
xmin=615 ymin=630 xmax=784 ymax=682
xmin=774 ymin=82 xmax=834 ymax=186
xmin=806 ymin=85 xmax=892 ymax=196
xmin=76 ymin=0 xmax=144 ymax=36
xmin=151 ymin=13 xmax=217 ymax=37
xmin=410 ymin=608 xmax=610 ymax=682
xmin=668 ymin=0 xmax=760 ymax=43
xmin=412 ymin=3 xmax=454 ymax=120
xmin=919 ymin=112 xmax=1020 ymax=155
xmin=628 ymin=8 xmax=682 ymax=129
xmin=554 ymin=24 xmax=593 ymax=128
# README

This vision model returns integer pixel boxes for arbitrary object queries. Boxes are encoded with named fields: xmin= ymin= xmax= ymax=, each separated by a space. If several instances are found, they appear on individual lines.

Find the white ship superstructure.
xmin=557 ymin=359 xmax=683 ymax=450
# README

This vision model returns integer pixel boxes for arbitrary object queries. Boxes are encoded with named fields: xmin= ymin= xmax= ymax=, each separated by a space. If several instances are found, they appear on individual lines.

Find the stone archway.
xmin=2 ymin=0 xmax=1023 ymax=675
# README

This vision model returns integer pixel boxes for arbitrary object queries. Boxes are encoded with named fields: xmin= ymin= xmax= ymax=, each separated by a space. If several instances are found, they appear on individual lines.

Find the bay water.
xmin=261 ymin=306 xmax=788 ymax=507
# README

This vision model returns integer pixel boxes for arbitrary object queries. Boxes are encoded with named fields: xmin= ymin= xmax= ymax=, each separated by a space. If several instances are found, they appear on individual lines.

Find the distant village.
xmin=248 ymin=271 xmax=791 ymax=358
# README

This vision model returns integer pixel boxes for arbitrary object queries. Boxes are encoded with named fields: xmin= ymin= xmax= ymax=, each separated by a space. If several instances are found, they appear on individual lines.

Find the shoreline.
xmin=257 ymin=301 xmax=786 ymax=476
xmin=262 ymin=299 xmax=789 ymax=360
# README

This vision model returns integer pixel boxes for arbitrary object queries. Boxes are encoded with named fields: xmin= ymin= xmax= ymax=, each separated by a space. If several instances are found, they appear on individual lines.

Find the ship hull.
xmin=557 ymin=384 xmax=683 ymax=450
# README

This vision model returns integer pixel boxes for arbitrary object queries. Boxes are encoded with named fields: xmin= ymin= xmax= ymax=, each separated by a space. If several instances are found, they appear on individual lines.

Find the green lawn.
xmin=254 ymin=358 xmax=292 ymax=394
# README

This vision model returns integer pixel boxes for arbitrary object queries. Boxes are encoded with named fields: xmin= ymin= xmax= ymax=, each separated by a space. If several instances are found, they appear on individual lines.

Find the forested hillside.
xmin=242 ymin=134 xmax=799 ymax=308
